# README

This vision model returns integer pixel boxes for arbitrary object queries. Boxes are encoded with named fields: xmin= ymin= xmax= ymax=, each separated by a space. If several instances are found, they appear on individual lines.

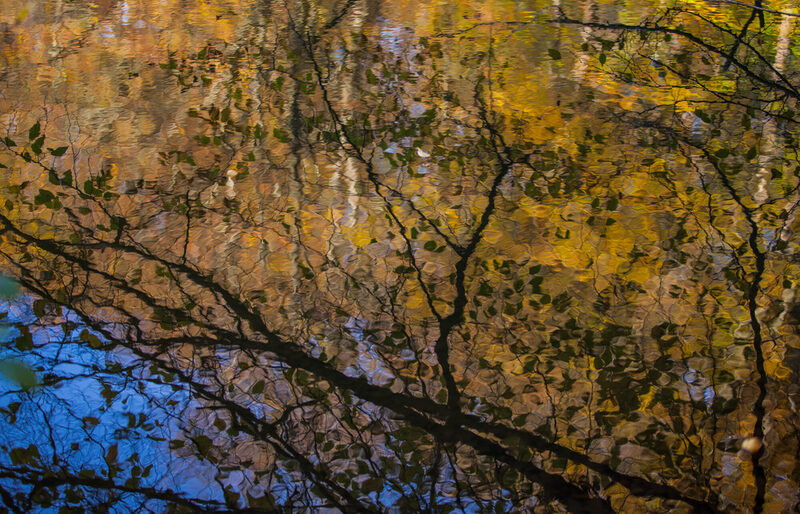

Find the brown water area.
xmin=0 ymin=0 xmax=798 ymax=511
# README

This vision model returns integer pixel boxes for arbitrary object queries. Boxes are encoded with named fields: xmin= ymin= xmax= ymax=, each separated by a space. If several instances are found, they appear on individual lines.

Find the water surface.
xmin=0 ymin=0 xmax=798 ymax=511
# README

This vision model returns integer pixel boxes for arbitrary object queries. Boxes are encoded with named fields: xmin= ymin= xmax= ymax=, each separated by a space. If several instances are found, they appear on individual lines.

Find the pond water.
xmin=0 ymin=0 xmax=799 ymax=512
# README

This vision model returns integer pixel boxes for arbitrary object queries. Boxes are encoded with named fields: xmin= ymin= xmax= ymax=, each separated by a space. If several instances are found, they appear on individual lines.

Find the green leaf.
xmin=9 ymin=445 xmax=40 ymax=465
xmin=251 ymin=380 xmax=265 ymax=394
xmin=49 ymin=146 xmax=68 ymax=157
xmin=273 ymin=128 xmax=290 ymax=143
xmin=28 ymin=122 xmax=40 ymax=140
xmin=270 ymin=77 xmax=285 ymax=91
xmin=548 ymin=48 xmax=562 ymax=60
xmin=105 ymin=443 xmax=118 ymax=464
xmin=607 ymin=198 xmax=619 ymax=211
xmin=423 ymin=241 xmax=437 ymax=251
xmin=31 ymin=136 xmax=45 ymax=155
xmin=695 ymin=110 xmax=711 ymax=123
xmin=362 ymin=477 xmax=383 ymax=494
xmin=34 ymin=189 xmax=55 ymax=206
xmin=3 ymin=137 xmax=16 ymax=147
xmin=80 ymin=329 xmax=102 ymax=349
xmin=478 ymin=282 xmax=493 ymax=296
xmin=32 ymin=300 xmax=46 ymax=318
xmin=195 ymin=435 xmax=213 ymax=455
xmin=715 ymin=148 xmax=730 ymax=159
xmin=393 ymin=426 xmax=426 ymax=441
xmin=14 ymin=332 xmax=33 ymax=351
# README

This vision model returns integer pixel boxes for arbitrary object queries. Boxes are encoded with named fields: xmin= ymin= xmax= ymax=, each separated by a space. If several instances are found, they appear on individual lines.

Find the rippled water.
xmin=0 ymin=0 xmax=798 ymax=512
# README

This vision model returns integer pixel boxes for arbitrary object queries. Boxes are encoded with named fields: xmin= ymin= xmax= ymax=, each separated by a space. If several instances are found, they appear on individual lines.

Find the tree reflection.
xmin=0 ymin=0 xmax=798 ymax=511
